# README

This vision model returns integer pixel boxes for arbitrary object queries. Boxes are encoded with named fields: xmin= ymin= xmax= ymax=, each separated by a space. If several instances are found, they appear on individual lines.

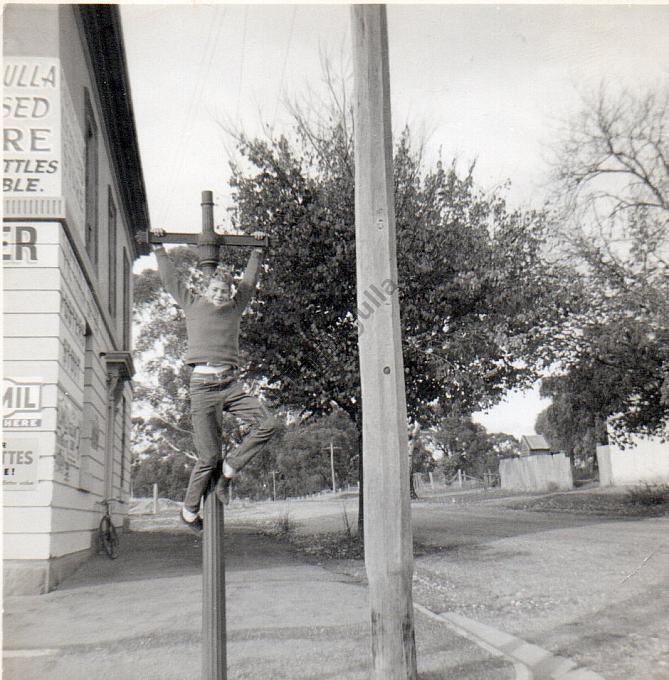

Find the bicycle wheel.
xmin=99 ymin=516 xmax=120 ymax=559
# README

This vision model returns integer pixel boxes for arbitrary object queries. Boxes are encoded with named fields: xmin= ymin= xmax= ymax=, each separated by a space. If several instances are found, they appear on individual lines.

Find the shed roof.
xmin=521 ymin=434 xmax=551 ymax=451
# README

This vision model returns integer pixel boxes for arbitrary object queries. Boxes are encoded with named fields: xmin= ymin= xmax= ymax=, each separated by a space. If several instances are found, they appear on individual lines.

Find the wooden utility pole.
xmin=351 ymin=6 xmax=417 ymax=680
xmin=140 ymin=190 xmax=273 ymax=680
xmin=323 ymin=442 xmax=341 ymax=493
xmin=330 ymin=441 xmax=337 ymax=493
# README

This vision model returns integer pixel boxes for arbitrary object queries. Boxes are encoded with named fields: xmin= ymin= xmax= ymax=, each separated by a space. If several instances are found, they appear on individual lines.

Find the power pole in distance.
xmin=322 ymin=442 xmax=342 ymax=493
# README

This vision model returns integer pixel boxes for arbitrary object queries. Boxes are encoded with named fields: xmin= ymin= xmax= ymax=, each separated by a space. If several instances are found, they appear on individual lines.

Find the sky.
xmin=119 ymin=3 xmax=669 ymax=438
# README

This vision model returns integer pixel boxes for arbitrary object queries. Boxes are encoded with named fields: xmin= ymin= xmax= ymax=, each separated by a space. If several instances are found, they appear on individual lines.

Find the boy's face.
xmin=205 ymin=279 xmax=231 ymax=306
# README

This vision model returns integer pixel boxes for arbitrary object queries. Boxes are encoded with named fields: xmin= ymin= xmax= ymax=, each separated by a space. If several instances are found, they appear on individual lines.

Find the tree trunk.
xmin=342 ymin=402 xmax=364 ymax=542
xmin=356 ymin=409 xmax=364 ymax=540
xmin=409 ymin=455 xmax=418 ymax=500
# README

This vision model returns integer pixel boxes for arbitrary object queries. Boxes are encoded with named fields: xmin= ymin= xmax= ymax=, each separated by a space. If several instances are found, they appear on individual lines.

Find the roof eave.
xmin=77 ymin=4 xmax=151 ymax=258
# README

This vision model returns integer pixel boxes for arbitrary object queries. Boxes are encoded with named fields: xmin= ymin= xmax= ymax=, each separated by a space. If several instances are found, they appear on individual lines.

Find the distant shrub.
xmin=272 ymin=511 xmax=299 ymax=537
xmin=625 ymin=483 xmax=669 ymax=507
xmin=341 ymin=504 xmax=355 ymax=539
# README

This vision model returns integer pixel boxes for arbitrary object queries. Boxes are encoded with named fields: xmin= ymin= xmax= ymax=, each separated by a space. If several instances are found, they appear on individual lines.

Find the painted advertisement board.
xmin=3 ymin=436 xmax=39 ymax=490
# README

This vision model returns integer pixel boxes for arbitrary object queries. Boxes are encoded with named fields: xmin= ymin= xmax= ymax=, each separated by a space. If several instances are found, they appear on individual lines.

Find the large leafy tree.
xmin=266 ymin=410 xmax=360 ymax=498
xmin=535 ymin=373 xmax=610 ymax=470
xmin=545 ymin=85 xmax=669 ymax=441
xmin=228 ymin=119 xmax=576 ymax=530
xmin=132 ymin=80 xmax=580 ymax=505
xmin=423 ymin=410 xmax=520 ymax=479
xmin=229 ymin=121 xmax=577 ymax=427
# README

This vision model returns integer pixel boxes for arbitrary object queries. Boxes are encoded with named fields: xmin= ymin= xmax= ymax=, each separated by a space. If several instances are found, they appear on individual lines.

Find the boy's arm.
xmin=234 ymin=247 xmax=263 ymax=310
xmin=153 ymin=243 xmax=192 ymax=307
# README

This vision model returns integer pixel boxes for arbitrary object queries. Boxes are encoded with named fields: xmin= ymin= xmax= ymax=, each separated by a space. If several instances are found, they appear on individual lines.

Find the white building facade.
xmin=3 ymin=4 xmax=150 ymax=594
xmin=597 ymin=431 xmax=669 ymax=487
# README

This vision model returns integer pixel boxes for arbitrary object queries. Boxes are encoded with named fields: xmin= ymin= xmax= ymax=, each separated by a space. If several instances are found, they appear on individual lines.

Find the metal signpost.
xmin=140 ymin=190 xmax=272 ymax=680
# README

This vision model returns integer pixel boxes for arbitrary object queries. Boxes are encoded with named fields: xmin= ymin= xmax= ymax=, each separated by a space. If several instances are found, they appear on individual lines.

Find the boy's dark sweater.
xmin=155 ymin=249 xmax=261 ymax=367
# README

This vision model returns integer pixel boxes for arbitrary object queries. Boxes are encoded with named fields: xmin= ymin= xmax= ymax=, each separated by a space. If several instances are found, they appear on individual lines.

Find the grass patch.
xmin=270 ymin=511 xmax=300 ymax=537
xmin=290 ymin=531 xmax=365 ymax=561
xmin=260 ymin=505 xmax=365 ymax=561
xmin=506 ymin=490 xmax=669 ymax=517
xmin=625 ymin=483 xmax=669 ymax=507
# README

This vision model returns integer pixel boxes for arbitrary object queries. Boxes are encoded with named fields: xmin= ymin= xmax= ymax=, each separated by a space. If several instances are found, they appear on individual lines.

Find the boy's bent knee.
xmin=259 ymin=415 xmax=279 ymax=436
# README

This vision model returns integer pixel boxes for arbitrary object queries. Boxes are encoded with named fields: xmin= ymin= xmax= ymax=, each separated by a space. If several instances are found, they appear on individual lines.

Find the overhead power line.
xmin=234 ymin=5 xmax=249 ymax=124
xmin=159 ymin=5 xmax=228 ymax=227
xmin=272 ymin=6 xmax=298 ymax=130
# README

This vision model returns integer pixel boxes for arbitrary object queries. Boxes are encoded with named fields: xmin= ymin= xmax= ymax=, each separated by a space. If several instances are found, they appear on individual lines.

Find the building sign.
xmin=55 ymin=388 xmax=82 ymax=474
xmin=61 ymin=233 xmax=102 ymax=336
xmin=2 ymin=224 xmax=38 ymax=263
xmin=61 ymin=337 xmax=84 ymax=383
xmin=90 ymin=415 xmax=101 ymax=451
xmin=3 ymin=58 xmax=62 ymax=196
xmin=60 ymin=288 xmax=87 ymax=347
xmin=2 ymin=377 xmax=42 ymax=428
xmin=3 ymin=437 xmax=39 ymax=490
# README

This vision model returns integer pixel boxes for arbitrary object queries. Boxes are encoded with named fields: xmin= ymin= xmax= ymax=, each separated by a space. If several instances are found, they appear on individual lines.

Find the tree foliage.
xmin=131 ymin=75 xmax=593 ymax=500
xmin=229 ymin=98 xmax=578 ymax=427
xmin=535 ymin=376 xmax=609 ymax=469
xmin=546 ymin=85 xmax=669 ymax=442
xmin=266 ymin=410 xmax=360 ymax=498
xmin=425 ymin=410 xmax=520 ymax=479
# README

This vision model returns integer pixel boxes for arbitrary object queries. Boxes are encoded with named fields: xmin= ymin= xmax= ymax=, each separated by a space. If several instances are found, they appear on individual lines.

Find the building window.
xmin=84 ymin=89 xmax=99 ymax=268
xmin=122 ymin=249 xmax=131 ymax=350
xmin=108 ymin=188 xmax=117 ymax=317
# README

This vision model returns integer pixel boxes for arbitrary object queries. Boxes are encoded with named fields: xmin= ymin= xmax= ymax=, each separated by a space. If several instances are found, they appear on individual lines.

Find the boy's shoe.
xmin=180 ymin=507 xmax=203 ymax=533
xmin=215 ymin=476 xmax=232 ymax=505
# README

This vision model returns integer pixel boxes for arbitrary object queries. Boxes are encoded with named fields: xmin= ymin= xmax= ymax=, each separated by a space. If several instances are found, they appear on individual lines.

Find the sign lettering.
xmin=2 ymin=225 xmax=38 ymax=262
xmin=2 ymin=377 xmax=42 ymax=425
xmin=55 ymin=389 xmax=82 ymax=481
xmin=61 ymin=235 xmax=101 ymax=335
xmin=3 ymin=437 xmax=39 ymax=490
xmin=61 ymin=337 xmax=83 ymax=382
xmin=60 ymin=289 xmax=86 ymax=345
xmin=2 ymin=58 xmax=61 ymax=197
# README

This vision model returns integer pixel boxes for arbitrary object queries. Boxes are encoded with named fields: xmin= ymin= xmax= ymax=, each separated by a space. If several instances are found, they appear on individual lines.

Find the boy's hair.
xmin=212 ymin=265 xmax=233 ymax=285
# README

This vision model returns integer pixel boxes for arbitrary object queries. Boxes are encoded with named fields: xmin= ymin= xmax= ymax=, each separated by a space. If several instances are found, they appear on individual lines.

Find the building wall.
xmin=500 ymin=453 xmax=574 ymax=492
xmin=3 ymin=4 xmax=139 ymax=594
xmin=597 ymin=436 xmax=669 ymax=487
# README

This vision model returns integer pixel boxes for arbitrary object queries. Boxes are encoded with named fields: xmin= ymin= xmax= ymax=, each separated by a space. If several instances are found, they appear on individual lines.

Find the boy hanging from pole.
xmin=150 ymin=228 xmax=278 ymax=532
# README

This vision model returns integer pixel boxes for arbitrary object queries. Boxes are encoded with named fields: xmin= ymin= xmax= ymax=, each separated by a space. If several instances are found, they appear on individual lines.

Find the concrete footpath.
xmin=4 ymin=527 xmax=521 ymax=679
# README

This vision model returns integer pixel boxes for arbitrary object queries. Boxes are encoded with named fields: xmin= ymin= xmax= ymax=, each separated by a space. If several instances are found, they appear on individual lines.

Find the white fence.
xmin=597 ymin=436 xmax=669 ymax=486
xmin=499 ymin=453 xmax=573 ymax=492
xmin=412 ymin=470 xmax=498 ymax=494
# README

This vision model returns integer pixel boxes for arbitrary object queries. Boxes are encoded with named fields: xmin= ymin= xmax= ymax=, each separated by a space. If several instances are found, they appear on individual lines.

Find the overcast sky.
xmin=120 ymin=3 xmax=669 ymax=437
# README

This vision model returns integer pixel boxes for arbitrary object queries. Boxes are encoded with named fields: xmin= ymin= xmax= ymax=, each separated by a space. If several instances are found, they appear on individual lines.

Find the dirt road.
xmin=216 ymin=490 xmax=668 ymax=680
xmin=409 ymin=495 xmax=668 ymax=680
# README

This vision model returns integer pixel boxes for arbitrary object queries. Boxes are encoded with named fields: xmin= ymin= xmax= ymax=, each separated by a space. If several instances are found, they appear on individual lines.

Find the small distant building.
xmin=501 ymin=433 xmax=572 ymax=492
xmin=519 ymin=434 xmax=552 ymax=456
